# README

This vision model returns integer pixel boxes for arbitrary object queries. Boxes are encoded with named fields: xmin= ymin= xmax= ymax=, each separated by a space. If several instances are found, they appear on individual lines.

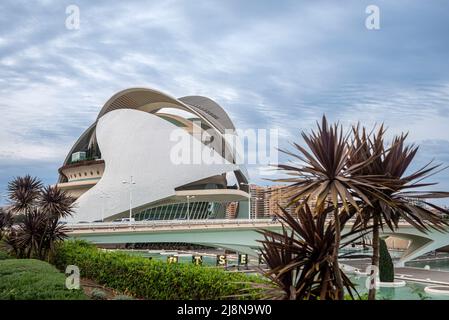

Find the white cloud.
xmin=0 ymin=0 xmax=448 ymax=201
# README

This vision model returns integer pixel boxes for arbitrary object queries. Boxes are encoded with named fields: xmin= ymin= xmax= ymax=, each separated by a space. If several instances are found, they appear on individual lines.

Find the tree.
xmin=379 ymin=239 xmax=394 ymax=282
xmin=257 ymin=204 xmax=369 ymax=300
xmin=274 ymin=116 xmax=381 ymax=299
xmin=349 ymin=126 xmax=449 ymax=299
xmin=4 ymin=176 xmax=74 ymax=260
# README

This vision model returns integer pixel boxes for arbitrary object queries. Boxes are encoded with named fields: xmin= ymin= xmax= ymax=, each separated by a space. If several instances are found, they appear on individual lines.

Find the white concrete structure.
xmin=58 ymin=88 xmax=250 ymax=222
xmin=65 ymin=220 xmax=449 ymax=263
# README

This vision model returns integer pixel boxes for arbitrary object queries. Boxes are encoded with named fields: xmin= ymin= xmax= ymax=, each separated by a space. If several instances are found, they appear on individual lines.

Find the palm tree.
xmin=257 ymin=204 xmax=369 ymax=300
xmin=349 ymin=126 xmax=449 ymax=299
xmin=7 ymin=175 xmax=42 ymax=214
xmin=37 ymin=185 xmax=74 ymax=259
xmin=275 ymin=116 xmax=381 ymax=299
xmin=38 ymin=185 xmax=74 ymax=219
xmin=4 ymin=176 xmax=74 ymax=260
xmin=11 ymin=208 xmax=47 ymax=258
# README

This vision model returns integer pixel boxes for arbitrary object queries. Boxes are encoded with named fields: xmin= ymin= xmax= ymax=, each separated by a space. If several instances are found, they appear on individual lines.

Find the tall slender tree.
xmin=349 ymin=126 xmax=449 ymax=299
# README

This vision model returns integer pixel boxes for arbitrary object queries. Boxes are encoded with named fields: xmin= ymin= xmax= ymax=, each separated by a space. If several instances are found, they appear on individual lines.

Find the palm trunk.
xmin=320 ymin=267 xmax=330 ymax=300
xmin=38 ymin=224 xmax=48 ymax=260
xmin=368 ymin=215 xmax=379 ymax=300
xmin=333 ymin=207 xmax=344 ymax=300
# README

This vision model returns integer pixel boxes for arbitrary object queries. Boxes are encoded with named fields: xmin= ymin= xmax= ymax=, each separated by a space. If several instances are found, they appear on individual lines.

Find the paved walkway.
xmin=342 ymin=258 xmax=449 ymax=285
xmin=395 ymin=267 xmax=449 ymax=285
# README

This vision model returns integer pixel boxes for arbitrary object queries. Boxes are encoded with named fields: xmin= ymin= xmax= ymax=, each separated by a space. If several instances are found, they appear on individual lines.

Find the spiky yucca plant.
xmin=4 ymin=176 xmax=74 ymax=260
xmin=275 ymin=116 xmax=381 ymax=299
xmin=349 ymin=125 xmax=449 ymax=299
xmin=257 ymin=204 xmax=369 ymax=300
xmin=7 ymin=175 xmax=42 ymax=213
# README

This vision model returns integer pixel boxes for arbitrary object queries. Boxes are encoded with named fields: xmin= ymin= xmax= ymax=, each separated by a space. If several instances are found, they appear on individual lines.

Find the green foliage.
xmin=0 ymin=250 xmax=11 ymax=260
xmin=53 ymin=240 xmax=264 ymax=300
xmin=409 ymin=284 xmax=430 ymax=300
xmin=90 ymin=288 xmax=107 ymax=300
xmin=379 ymin=239 xmax=394 ymax=282
xmin=0 ymin=259 xmax=87 ymax=300
xmin=344 ymin=293 xmax=368 ymax=300
xmin=4 ymin=175 xmax=75 ymax=261
xmin=0 ymin=244 xmax=11 ymax=260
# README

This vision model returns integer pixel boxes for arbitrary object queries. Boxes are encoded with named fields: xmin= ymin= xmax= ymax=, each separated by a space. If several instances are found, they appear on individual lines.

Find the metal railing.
xmin=64 ymin=217 xmax=426 ymax=233
xmin=65 ymin=218 xmax=278 ymax=232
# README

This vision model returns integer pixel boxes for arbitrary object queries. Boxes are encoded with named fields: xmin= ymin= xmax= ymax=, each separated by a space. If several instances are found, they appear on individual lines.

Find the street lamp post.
xmin=186 ymin=195 xmax=195 ymax=222
xmin=122 ymin=176 xmax=136 ymax=223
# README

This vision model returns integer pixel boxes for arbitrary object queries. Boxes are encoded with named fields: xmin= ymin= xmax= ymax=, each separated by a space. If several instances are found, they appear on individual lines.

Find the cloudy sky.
xmin=0 ymin=0 xmax=448 ymax=205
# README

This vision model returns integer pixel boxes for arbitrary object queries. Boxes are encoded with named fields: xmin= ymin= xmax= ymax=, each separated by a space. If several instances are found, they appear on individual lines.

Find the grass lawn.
xmin=0 ymin=259 xmax=88 ymax=300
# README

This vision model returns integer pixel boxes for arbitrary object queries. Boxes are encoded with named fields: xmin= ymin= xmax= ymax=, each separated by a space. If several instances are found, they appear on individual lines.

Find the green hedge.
xmin=0 ymin=259 xmax=87 ymax=300
xmin=53 ymin=240 xmax=264 ymax=300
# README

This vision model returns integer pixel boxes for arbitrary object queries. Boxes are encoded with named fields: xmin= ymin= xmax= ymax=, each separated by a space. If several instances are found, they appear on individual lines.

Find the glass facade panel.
xmin=133 ymin=201 xmax=228 ymax=221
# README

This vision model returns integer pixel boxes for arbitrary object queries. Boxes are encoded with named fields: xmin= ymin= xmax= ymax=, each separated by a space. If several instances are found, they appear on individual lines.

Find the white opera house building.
xmin=57 ymin=88 xmax=251 ymax=223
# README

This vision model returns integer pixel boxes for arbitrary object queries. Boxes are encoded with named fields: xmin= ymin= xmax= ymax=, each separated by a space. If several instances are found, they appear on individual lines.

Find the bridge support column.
xmin=397 ymin=236 xmax=436 ymax=266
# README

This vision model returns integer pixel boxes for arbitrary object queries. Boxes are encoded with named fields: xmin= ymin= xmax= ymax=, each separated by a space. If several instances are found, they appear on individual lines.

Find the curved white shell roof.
xmin=70 ymin=109 xmax=241 ymax=222
xmin=62 ymin=88 xmax=249 ymax=222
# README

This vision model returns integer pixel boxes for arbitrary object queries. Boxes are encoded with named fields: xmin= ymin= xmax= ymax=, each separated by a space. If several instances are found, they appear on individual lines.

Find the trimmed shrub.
xmin=0 ymin=259 xmax=87 ymax=300
xmin=53 ymin=240 xmax=264 ymax=300
xmin=379 ymin=238 xmax=394 ymax=282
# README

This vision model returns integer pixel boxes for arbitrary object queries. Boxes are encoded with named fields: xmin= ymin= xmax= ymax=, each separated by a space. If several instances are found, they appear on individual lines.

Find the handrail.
xmin=65 ymin=219 xmax=277 ymax=231
xmin=64 ymin=218 xmax=426 ymax=233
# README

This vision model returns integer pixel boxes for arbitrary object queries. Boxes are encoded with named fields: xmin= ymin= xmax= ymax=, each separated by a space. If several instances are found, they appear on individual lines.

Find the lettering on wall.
xmin=167 ymin=255 xmax=179 ymax=264
xmin=192 ymin=255 xmax=203 ymax=266
xmin=216 ymin=254 xmax=227 ymax=266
